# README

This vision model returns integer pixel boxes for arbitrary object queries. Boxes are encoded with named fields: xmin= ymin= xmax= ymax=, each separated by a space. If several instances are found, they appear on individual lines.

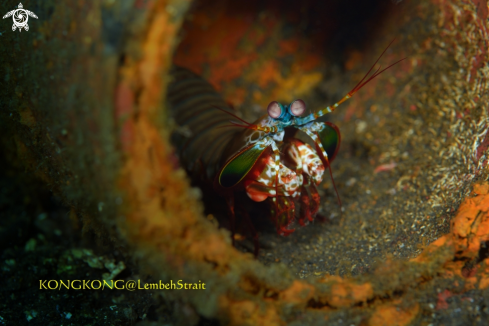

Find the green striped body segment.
xmin=218 ymin=142 xmax=268 ymax=188
xmin=317 ymin=122 xmax=341 ymax=163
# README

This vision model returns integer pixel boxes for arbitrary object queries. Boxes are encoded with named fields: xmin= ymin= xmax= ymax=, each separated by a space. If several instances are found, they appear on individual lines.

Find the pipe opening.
xmin=168 ymin=0 xmax=450 ymax=279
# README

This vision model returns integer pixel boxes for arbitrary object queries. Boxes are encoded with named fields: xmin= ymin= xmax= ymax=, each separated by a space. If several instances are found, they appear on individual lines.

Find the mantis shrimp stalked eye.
xmin=289 ymin=99 xmax=306 ymax=117
xmin=267 ymin=101 xmax=285 ymax=119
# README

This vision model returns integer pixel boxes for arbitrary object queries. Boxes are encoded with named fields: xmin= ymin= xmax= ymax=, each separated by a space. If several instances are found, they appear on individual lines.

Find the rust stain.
xmin=450 ymin=183 xmax=489 ymax=259
xmin=436 ymin=289 xmax=453 ymax=310
xmin=369 ymin=302 xmax=419 ymax=326
xmin=279 ymin=280 xmax=315 ymax=304
xmin=173 ymin=1 xmax=267 ymax=89
xmin=328 ymin=281 xmax=373 ymax=308
xmin=173 ymin=0 xmax=328 ymax=105
xmin=219 ymin=297 xmax=283 ymax=326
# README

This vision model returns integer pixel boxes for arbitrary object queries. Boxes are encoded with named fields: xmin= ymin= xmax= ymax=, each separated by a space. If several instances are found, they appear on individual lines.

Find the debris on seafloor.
xmin=70 ymin=248 xmax=126 ymax=282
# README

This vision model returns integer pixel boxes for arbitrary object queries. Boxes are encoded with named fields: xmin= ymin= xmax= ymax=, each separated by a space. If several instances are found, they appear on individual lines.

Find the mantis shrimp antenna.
xmin=215 ymin=107 xmax=279 ymax=133
xmin=295 ymin=39 xmax=406 ymax=126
